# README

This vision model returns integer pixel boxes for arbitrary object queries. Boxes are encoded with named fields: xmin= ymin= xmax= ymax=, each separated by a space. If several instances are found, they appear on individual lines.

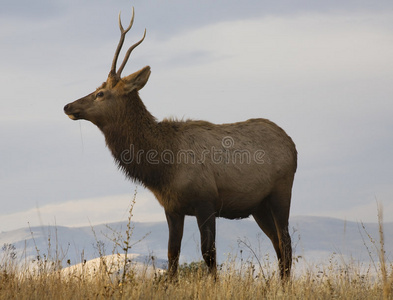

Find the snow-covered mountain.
xmin=0 ymin=216 xmax=391 ymax=269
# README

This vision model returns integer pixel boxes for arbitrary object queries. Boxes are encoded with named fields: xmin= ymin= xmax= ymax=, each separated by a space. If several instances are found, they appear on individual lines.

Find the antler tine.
xmin=109 ymin=7 xmax=135 ymax=78
xmin=118 ymin=7 xmax=135 ymax=34
xmin=116 ymin=28 xmax=146 ymax=77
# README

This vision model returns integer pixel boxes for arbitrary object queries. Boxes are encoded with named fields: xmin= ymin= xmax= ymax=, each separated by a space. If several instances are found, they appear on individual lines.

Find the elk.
xmin=64 ymin=7 xmax=297 ymax=280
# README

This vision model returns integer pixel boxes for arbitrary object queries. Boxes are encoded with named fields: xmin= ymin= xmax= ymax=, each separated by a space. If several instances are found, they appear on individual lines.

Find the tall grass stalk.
xmin=377 ymin=202 xmax=392 ymax=300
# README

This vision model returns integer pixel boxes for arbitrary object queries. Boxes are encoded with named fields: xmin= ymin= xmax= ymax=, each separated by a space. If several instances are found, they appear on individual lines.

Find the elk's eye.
xmin=96 ymin=91 xmax=104 ymax=98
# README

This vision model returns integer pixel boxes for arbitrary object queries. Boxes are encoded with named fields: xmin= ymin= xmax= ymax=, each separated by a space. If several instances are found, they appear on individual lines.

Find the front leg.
xmin=165 ymin=211 xmax=185 ymax=278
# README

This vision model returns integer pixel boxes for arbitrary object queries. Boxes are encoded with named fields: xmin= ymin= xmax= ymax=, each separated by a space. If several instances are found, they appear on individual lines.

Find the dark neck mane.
xmin=100 ymin=91 xmax=175 ymax=190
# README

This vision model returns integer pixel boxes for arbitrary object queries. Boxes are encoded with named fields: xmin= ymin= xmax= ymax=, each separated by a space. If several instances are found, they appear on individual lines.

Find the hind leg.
xmin=252 ymin=200 xmax=282 ymax=264
xmin=270 ymin=184 xmax=293 ymax=280
xmin=273 ymin=211 xmax=292 ymax=281
xmin=254 ymin=186 xmax=292 ymax=280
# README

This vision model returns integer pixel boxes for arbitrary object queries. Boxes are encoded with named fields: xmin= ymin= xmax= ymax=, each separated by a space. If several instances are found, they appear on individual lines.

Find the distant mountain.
xmin=1 ymin=216 xmax=391 ymax=269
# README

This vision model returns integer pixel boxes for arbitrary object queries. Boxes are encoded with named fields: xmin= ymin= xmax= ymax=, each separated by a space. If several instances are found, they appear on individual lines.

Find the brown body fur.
xmin=64 ymin=8 xmax=297 ymax=280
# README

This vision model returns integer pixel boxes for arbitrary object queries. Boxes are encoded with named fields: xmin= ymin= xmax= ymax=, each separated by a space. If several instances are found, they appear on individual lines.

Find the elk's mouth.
xmin=67 ymin=113 xmax=80 ymax=120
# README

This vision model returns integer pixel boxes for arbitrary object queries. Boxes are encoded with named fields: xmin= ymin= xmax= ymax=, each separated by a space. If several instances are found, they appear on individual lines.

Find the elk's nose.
xmin=64 ymin=104 xmax=70 ymax=112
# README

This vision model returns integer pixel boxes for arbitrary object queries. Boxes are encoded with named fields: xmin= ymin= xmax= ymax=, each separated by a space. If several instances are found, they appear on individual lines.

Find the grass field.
xmin=1 ymin=203 xmax=391 ymax=299
xmin=0 ymin=254 xmax=391 ymax=299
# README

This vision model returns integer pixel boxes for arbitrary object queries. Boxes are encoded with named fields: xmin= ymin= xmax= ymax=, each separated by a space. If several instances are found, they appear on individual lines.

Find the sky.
xmin=1 ymin=0 xmax=393 ymax=232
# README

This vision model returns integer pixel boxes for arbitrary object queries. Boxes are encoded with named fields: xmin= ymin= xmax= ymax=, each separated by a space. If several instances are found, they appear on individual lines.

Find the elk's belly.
xmin=214 ymin=189 xmax=269 ymax=219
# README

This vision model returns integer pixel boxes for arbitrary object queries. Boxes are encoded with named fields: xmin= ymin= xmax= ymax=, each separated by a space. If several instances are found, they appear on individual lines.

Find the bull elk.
xmin=64 ymin=7 xmax=297 ymax=280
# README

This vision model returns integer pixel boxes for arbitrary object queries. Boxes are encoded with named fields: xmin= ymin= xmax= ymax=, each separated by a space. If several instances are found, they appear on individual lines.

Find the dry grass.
xmin=0 ymin=256 xmax=391 ymax=300
xmin=1 ymin=201 xmax=391 ymax=299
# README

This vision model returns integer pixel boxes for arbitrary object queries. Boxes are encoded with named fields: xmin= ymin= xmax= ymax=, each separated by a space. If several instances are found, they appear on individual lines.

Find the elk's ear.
xmin=122 ymin=66 xmax=151 ymax=92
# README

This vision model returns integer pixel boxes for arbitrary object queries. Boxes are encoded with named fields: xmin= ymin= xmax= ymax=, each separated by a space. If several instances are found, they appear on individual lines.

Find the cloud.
xmin=0 ymin=191 xmax=165 ymax=233
xmin=312 ymin=198 xmax=393 ymax=223
xmin=144 ymin=11 xmax=393 ymax=125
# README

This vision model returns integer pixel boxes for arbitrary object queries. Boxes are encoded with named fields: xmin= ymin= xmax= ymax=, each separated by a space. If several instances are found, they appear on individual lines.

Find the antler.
xmin=117 ymin=28 xmax=146 ymax=77
xmin=108 ymin=7 xmax=146 ymax=82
